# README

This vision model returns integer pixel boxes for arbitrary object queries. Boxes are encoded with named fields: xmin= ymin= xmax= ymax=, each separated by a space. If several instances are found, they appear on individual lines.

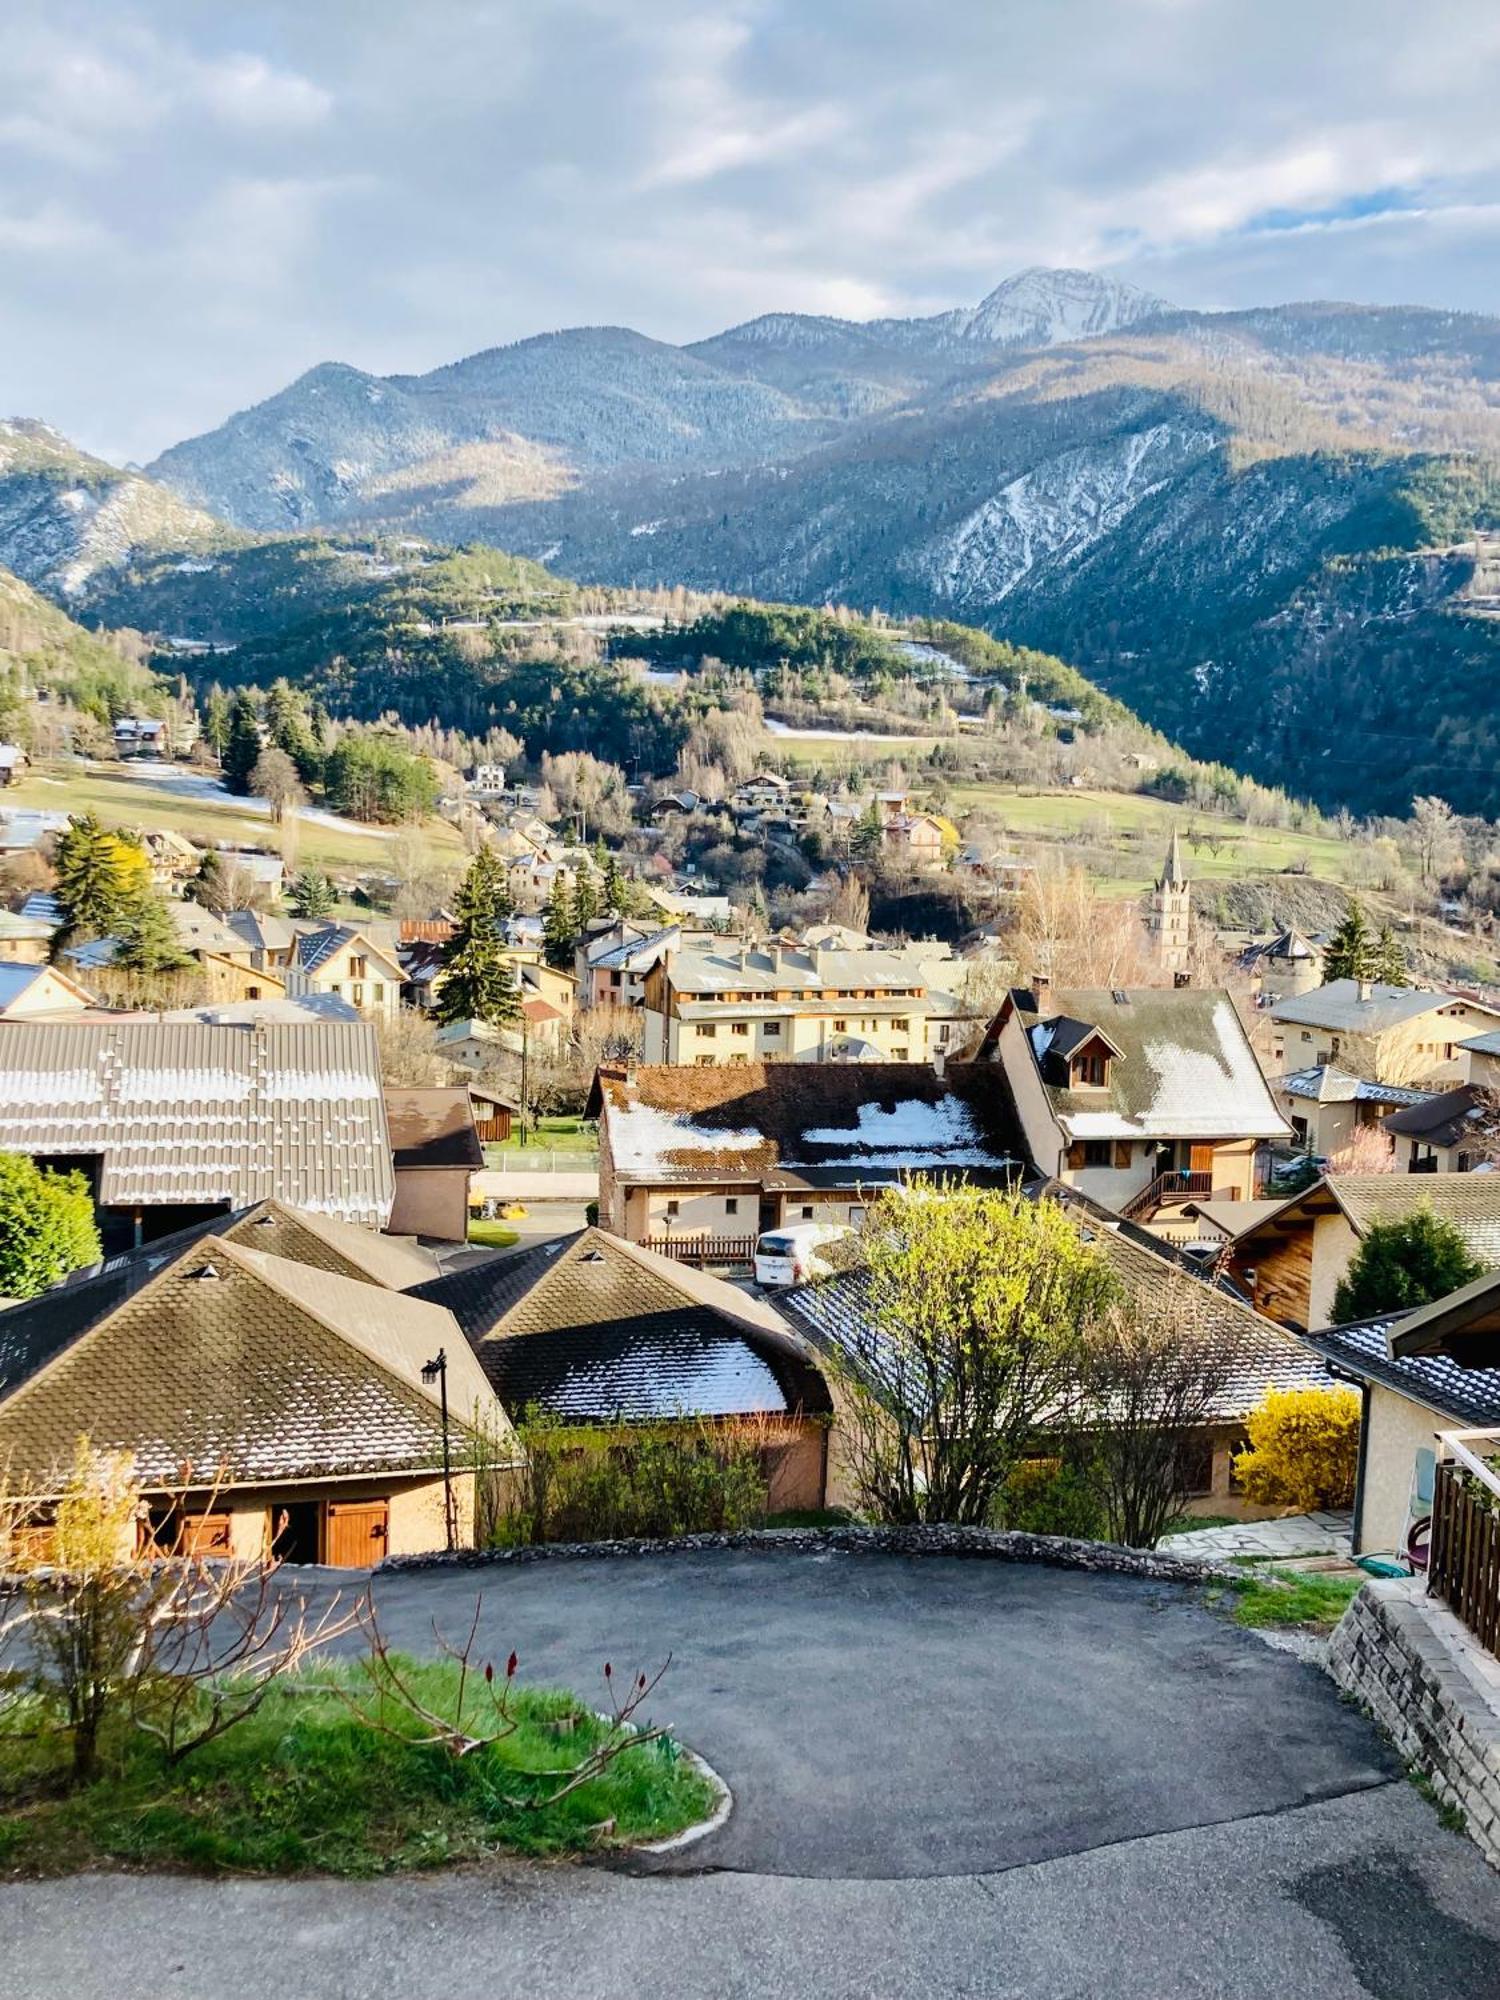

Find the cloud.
xmin=2 ymin=0 xmax=1498 ymax=465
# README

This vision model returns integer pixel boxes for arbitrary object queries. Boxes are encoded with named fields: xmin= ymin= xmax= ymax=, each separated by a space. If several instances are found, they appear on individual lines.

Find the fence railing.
xmin=640 ymin=1233 xmax=757 ymax=1268
xmin=481 ymin=1147 xmax=599 ymax=1175
xmin=1120 ymin=1169 xmax=1215 ymax=1220
xmin=1429 ymin=1431 xmax=1500 ymax=1656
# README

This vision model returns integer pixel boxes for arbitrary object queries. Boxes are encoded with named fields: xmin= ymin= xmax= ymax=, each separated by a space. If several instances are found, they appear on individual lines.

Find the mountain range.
xmin=6 ymin=267 xmax=1500 ymax=815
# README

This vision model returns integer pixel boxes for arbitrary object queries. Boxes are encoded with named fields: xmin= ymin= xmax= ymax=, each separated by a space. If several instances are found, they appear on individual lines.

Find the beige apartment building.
xmin=641 ymin=940 xmax=933 ymax=1066
xmin=1269 ymin=980 xmax=1500 ymax=1087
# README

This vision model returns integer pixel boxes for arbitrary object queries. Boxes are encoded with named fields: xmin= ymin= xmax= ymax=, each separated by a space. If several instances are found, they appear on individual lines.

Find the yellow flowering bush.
xmin=1233 ymin=1386 xmax=1362 ymax=1511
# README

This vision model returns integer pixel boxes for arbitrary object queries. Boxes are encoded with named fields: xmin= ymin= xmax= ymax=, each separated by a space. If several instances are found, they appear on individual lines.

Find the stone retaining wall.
xmin=380 ymin=1522 xmax=1243 ymax=1585
xmin=1329 ymin=1578 xmax=1500 ymax=1870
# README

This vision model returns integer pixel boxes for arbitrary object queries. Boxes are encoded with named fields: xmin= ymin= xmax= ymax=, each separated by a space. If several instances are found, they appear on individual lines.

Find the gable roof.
xmin=0 ymin=962 xmax=94 ymax=1016
xmin=1272 ymin=1065 xmax=1431 ymax=1109
xmin=223 ymin=1200 xmax=440 ymax=1289
xmin=383 ymin=1088 xmax=483 ymax=1171
xmin=1270 ymin=981 xmax=1498 ymax=1033
xmin=662 ymin=939 xmax=929 ymax=998
xmin=588 ymin=1061 xmax=1025 ymax=1189
xmin=293 ymin=925 xmax=404 ymax=978
xmin=0 ymin=1235 xmax=512 ymax=1490
xmin=414 ymin=1227 xmax=829 ymax=1422
xmin=999 ymin=987 xmax=1288 ymax=1141
xmin=1233 ymin=1171 xmax=1500 ymax=1265
xmin=0 ymin=1019 xmax=393 ymax=1225
xmin=1380 ymin=1083 xmax=1498 ymax=1150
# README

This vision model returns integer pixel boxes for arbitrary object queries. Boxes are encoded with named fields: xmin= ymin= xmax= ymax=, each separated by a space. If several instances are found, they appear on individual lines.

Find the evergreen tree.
xmin=222 ymin=691 xmax=263 ymax=796
xmin=1374 ymin=922 xmax=1408 ymax=987
xmin=601 ymin=850 xmax=626 ymax=916
xmin=434 ymin=848 xmax=519 ymax=1027
xmin=202 ymin=686 xmax=231 ymax=760
xmin=1322 ymin=897 xmax=1376 ymax=984
xmin=542 ymin=872 xmax=576 ymax=970
xmin=51 ymin=815 xmax=149 ymax=953
xmin=1332 ymin=1209 xmax=1484 ymax=1323
xmin=0 ymin=1153 xmax=101 ymax=1300
xmin=850 ymin=799 xmax=884 ymax=861
xmin=114 ymin=889 xmax=193 ymax=974
xmin=186 ymin=848 xmax=225 ymax=912
xmin=288 ymin=869 xmax=337 ymax=920
xmin=569 ymin=864 xmax=600 ymax=935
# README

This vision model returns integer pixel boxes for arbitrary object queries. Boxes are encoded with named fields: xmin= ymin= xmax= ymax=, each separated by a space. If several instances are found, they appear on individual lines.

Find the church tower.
xmin=1149 ymin=830 xmax=1191 ymax=976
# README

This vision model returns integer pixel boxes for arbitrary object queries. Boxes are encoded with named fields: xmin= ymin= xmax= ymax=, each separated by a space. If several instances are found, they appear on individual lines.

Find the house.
xmin=212 ymin=1196 xmax=441 ymax=1288
xmin=1380 ymin=1086 xmax=1500 ymax=1175
xmin=0 ymin=962 xmax=96 ymax=1020
xmin=199 ymin=951 xmax=289 ymax=1006
xmin=781 ymin=1183 xmax=1336 ymax=1522
xmin=113 ymin=716 xmax=169 ymax=757
xmin=140 ymin=827 xmax=203 ymax=884
xmin=0 ymin=1220 xmax=516 ymax=1563
xmin=0 ymin=1017 xmax=395 ymax=1249
xmin=731 ymin=772 xmax=792 ymax=816
xmin=1271 ymin=1064 xmax=1432 ymax=1163
xmin=225 ymin=909 xmax=300 ymax=972
xmin=413 ymin=1226 xmax=835 ymax=1511
xmin=66 ymin=899 xmax=254 ymax=976
xmin=587 ymin=1060 xmax=1024 ymax=1257
xmin=0 ymin=908 xmax=55 ymax=965
xmin=468 ymin=763 xmax=509 ymax=797
xmin=881 ymin=810 xmax=954 ymax=871
xmin=285 ymin=925 xmax=404 ymax=1019
xmin=468 ymin=1083 xmax=519 ymax=1144
xmin=1299 ymin=1269 xmax=1500 ymax=1558
xmin=1238 ymin=926 xmax=1322 ymax=1005
xmin=643 ymin=939 xmax=935 ymax=1066
xmin=0 ymin=744 xmax=29 ymax=787
xmin=649 ymin=789 xmax=700 ymax=820
xmin=644 ymin=886 xmax=737 ymax=929
xmin=384 ymin=1088 xmax=484 ymax=1243
xmin=955 ymin=846 xmax=1033 ymax=894
xmin=1269 ymin=981 xmax=1500 ymax=1086
xmin=1225 ymin=1173 xmax=1500 ymax=1330
xmin=983 ymin=986 xmax=1289 ymax=1228
xmin=577 ymin=922 xmax=683 ymax=1009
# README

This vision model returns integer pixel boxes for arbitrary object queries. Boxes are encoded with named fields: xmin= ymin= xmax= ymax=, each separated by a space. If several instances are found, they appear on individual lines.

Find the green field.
xmin=8 ymin=761 xmax=465 ymax=878
xmin=950 ymin=785 xmax=1360 ymax=898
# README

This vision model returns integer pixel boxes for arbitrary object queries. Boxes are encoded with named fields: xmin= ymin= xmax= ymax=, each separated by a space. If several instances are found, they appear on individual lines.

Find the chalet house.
xmin=1269 ymin=981 xmax=1500 ymax=1087
xmin=1225 ymin=1173 xmax=1500 ymax=1331
xmin=113 ymin=716 xmax=169 ymax=757
xmin=0 ymin=1018 xmax=395 ymax=1251
xmin=1300 ymin=1269 xmax=1500 ymax=1558
xmin=0 ymin=962 xmax=95 ymax=1020
xmin=384 ymin=1087 xmax=484 ymax=1243
xmin=285 ymin=926 xmax=404 ymax=1020
xmin=587 ymin=1060 xmax=1023 ymax=1262
xmin=413 ymin=1226 xmax=836 ymax=1512
xmin=955 ymin=846 xmax=1034 ymax=895
xmin=0 ymin=744 xmax=30 ymax=786
xmin=881 ymin=809 xmax=955 ymax=871
xmin=578 ymin=923 xmax=682 ymax=1009
xmin=781 ymin=1184 xmax=1335 ymax=1522
xmin=0 ymin=1221 xmax=515 ymax=1565
xmin=1270 ymin=1064 xmax=1431 ymax=1163
xmin=643 ymin=940 xmax=934 ymax=1066
xmin=1381 ymin=1086 xmax=1500 ymax=1175
xmin=984 ymin=986 xmax=1289 ymax=1228
xmin=731 ymin=772 xmax=793 ymax=816
xmin=226 ymin=910 xmax=301 ymax=972
xmin=140 ymin=827 xmax=203 ymax=885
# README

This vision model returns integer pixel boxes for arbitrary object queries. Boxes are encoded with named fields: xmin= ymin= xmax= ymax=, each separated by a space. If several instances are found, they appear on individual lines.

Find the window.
xmin=349 ymin=956 xmax=367 ymax=979
xmin=800 ymin=1205 xmax=815 ymax=1220
xmin=247 ymin=985 xmax=260 ymax=1000
xmin=893 ymin=1047 xmax=908 ymax=1061
xmin=699 ymin=1024 xmax=717 ymax=1038
xmin=696 ymin=1055 xmax=716 ymax=1066
xmin=666 ymin=1199 xmax=680 ymax=1218
xmin=351 ymin=984 xmax=364 ymax=1007
xmin=893 ymin=1017 xmax=909 ymax=1032
xmin=1073 ymin=1052 xmax=1108 ymax=1087
xmin=371 ymin=984 xmax=382 ymax=1002
xmin=725 ymin=1198 xmax=739 ymax=1216
xmin=330 ymin=983 xmax=342 ymax=995
xmin=833 ymin=1018 xmax=847 ymax=1032
xmin=764 ymin=1022 xmax=781 ymax=1038
xmin=610 ymin=971 xmax=621 ymax=987
xmin=849 ymin=1204 xmax=867 ymax=1224
xmin=1080 ymin=1140 xmax=1112 ymax=1167
xmin=733 ymin=1021 xmax=750 ymax=1036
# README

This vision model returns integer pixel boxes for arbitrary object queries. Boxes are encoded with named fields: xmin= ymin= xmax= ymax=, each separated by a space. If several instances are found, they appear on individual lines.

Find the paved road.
xmin=5 ymin=1553 xmax=1500 ymax=1999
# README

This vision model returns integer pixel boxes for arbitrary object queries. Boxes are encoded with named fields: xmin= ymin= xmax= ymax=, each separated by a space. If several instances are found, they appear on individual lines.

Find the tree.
xmin=0 ymin=1153 xmax=101 ymax=1299
xmin=249 ymin=746 xmax=304 ymax=823
xmin=827 ymin=1185 xmax=1118 ymax=1526
xmin=288 ymin=869 xmax=336 ymax=920
xmin=542 ymin=873 xmax=575 ymax=971
xmin=114 ymin=888 xmax=193 ymax=974
xmin=601 ymin=850 xmax=627 ymax=917
xmin=1411 ymin=793 xmax=1458 ymax=886
xmin=568 ymin=865 xmax=600 ymax=935
xmin=323 ymin=736 xmax=438 ymax=824
xmin=50 ymin=814 xmax=151 ymax=953
xmin=201 ymin=686 xmax=231 ymax=761
xmin=434 ymin=848 xmax=519 ymax=1028
xmin=1076 ymin=1281 xmax=1232 ymax=1549
xmin=1374 ymin=922 xmax=1407 ymax=987
xmin=826 ymin=871 xmax=870 ymax=935
xmin=222 ymin=691 xmax=263 ymax=796
xmin=1322 ymin=896 xmax=1376 ymax=984
xmin=850 ymin=800 xmax=884 ymax=862
xmin=1331 ymin=1207 xmax=1485 ymax=1323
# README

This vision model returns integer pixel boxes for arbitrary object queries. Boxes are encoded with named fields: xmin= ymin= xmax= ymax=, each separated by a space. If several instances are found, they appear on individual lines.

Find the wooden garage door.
xmin=324 ymin=1501 xmax=389 ymax=1568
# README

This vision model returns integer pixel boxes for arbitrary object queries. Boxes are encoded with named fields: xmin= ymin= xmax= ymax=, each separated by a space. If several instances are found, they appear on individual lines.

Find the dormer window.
xmin=1072 ymin=1050 xmax=1110 ymax=1088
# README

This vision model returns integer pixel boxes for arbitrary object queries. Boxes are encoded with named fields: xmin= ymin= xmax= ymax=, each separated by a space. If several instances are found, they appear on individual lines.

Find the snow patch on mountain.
xmin=917 ymin=422 xmax=1217 ymax=607
xmin=932 ymin=267 xmax=1172 ymax=347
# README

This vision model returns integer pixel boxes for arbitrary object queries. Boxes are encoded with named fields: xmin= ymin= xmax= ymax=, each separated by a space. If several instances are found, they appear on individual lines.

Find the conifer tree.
xmin=542 ymin=872 xmax=575 ymax=970
xmin=288 ymin=869 xmax=337 ymax=920
xmin=222 ymin=691 xmax=263 ymax=796
xmin=1322 ymin=897 xmax=1375 ymax=984
xmin=50 ymin=815 xmax=150 ymax=954
xmin=1374 ymin=922 xmax=1408 ymax=987
xmin=114 ymin=889 xmax=193 ymax=974
xmin=434 ymin=848 xmax=519 ymax=1027
xmin=569 ymin=864 xmax=600 ymax=934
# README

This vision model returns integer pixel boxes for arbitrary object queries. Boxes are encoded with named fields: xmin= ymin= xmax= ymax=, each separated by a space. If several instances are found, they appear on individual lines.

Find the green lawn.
xmin=467 ymin=1219 xmax=521 ymax=1249
xmin=10 ymin=761 xmax=464 ymax=878
xmin=0 ymin=1657 xmax=715 ymax=1878
xmin=485 ymin=1116 xmax=599 ymax=1162
xmin=1215 ymin=1566 xmax=1364 ymax=1635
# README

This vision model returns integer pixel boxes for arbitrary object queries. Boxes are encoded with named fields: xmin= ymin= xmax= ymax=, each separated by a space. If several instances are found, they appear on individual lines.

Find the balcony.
xmin=1430 ymin=1430 xmax=1500 ymax=1657
xmin=1119 ymin=1169 xmax=1215 ymax=1222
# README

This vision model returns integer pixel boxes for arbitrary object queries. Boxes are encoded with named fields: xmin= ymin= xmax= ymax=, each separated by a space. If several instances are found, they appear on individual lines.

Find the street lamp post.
xmin=421 ymin=1348 xmax=456 ymax=1552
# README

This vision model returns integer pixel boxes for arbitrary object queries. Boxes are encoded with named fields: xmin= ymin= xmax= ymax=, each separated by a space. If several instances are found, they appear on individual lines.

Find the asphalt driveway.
xmin=7 ymin=1551 xmax=1500 ymax=1999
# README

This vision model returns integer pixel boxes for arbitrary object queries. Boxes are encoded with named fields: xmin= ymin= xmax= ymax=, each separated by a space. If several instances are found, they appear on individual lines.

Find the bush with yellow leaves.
xmin=1232 ymin=1386 xmax=1362 ymax=1512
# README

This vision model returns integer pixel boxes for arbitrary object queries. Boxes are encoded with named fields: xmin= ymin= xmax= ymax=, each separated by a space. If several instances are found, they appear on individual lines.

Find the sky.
xmin=4 ymin=0 xmax=1500 ymax=466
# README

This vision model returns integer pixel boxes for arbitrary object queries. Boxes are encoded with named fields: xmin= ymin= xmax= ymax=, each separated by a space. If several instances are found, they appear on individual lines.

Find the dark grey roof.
xmin=1302 ymin=1318 xmax=1500 ymax=1429
xmin=411 ymin=1236 xmax=578 ymax=1342
xmin=1381 ymin=1083 xmax=1495 ymax=1149
xmin=1274 ymin=1065 xmax=1431 ymax=1109
xmin=1271 ymin=981 xmax=1491 ymax=1033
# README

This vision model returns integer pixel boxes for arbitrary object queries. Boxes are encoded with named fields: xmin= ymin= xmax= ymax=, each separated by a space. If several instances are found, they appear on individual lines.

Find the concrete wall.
xmin=388 ymin=1167 xmax=471 ymax=1243
xmin=389 ymin=1473 xmax=475 ymax=1556
xmin=996 ymin=1011 xmax=1065 ymax=1179
xmin=1309 ymin=1211 xmax=1361 ymax=1327
xmin=1357 ymin=1386 xmax=1441 ymax=1557
xmin=631 ymin=1185 xmax=756 ymax=1237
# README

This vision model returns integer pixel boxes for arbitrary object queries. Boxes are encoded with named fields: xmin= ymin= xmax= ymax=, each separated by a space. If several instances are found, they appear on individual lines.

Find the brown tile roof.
xmin=1240 ymin=1172 xmax=1500 ymax=1265
xmin=384 ymin=1088 xmax=484 ymax=1170
xmin=223 ymin=1201 xmax=440 ymax=1290
xmin=0 ymin=1019 xmax=393 ymax=1226
xmin=589 ymin=1061 xmax=1025 ymax=1187
xmin=0 ymin=1236 xmax=515 ymax=1492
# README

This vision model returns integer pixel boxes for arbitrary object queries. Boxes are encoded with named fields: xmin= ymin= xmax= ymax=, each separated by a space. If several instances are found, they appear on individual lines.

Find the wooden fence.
xmin=640 ymin=1233 xmax=757 ymax=1268
xmin=1430 ymin=1453 xmax=1500 ymax=1656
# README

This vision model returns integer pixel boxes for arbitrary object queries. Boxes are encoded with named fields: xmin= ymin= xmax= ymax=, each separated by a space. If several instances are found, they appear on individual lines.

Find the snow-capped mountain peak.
xmin=938 ymin=267 xmax=1173 ymax=346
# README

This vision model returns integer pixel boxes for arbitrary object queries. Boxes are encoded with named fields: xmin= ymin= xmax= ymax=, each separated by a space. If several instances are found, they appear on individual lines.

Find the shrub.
xmin=1232 ymin=1386 xmax=1362 ymax=1511
xmin=0 ymin=1152 xmax=101 ymax=1300
xmin=997 ymin=1454 xmax=1107 ymax=1540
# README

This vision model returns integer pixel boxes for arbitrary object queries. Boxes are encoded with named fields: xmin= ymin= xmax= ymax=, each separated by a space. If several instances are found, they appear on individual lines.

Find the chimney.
xmin=1357 ymin=978 xmax=1372 ymax=1003
xmin=1031 ymin=972 xmax=1050 ymax=995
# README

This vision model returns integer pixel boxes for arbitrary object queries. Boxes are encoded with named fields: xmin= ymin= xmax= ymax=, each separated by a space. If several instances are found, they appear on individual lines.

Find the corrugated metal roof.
xmin=0 ymin=1020 xmax=393 ymax=1225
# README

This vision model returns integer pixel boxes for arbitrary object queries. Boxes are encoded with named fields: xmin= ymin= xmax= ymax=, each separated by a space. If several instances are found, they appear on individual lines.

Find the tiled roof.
xmin=1004 ymin=987 xmax=1288 ymax=1141
xmin=384 ymin=1088 xmax=483 ymax=1170
xmin=664 ymin=940 xmax=928 ymax=996
xmin=0 ymin=1236 xmax=514 ymax=1490
xmin=1270 ymin=981 xmax=1494 ymax=1033
xmin=590 ymin=1061 xmax=1026 ymax=1185
xmin=417 ymin=1228 xmax=828 ymax=1422
xmin=224 ymin=1201 xmax=440 ymax=1289
xmin=1331 ymin=1174 xmax=1500 ymax=1260
xmin=0 ymin=1019 xmax=393 ymax=1225
xmin=1301 ymin=1316 xmax=1500 ymax=1430
xmin=1273 ymin=1065 xmax=1431 ymax=1109
xmin=1380 ymin=1084 xmax=1496 ymax=1149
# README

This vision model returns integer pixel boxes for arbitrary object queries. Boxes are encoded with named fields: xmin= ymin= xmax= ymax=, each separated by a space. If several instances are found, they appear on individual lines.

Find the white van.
xmin=753 ymin=1221 xmax=853 ymax=1289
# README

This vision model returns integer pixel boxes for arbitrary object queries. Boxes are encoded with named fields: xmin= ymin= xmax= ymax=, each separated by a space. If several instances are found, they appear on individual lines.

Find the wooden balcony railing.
xmin=1429 ymin=1431 xmax=1500 ymax=1657
xmin=1120 ymin=1169 xmax=1215 ymax=1221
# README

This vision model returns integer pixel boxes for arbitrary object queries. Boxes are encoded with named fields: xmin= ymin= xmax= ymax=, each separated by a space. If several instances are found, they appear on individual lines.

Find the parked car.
xmin=753 ymin=1222 xmax=853 ymax=1288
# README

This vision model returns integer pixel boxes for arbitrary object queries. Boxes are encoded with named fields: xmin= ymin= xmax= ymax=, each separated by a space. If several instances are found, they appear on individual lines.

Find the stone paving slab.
xmin=1161 ymin=1511 xmax=1353 ymax=1561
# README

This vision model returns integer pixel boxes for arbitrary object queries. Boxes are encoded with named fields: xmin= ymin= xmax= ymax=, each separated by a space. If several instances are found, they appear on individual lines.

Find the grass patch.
xmin=0 ymin=1657 xmax=715 ymax=1878
xmin=1218 ymin=1566 xmax=1364 ymax=1635
xmin=484 ymin=1117 xmax=599 ymax=1161
xmin=467 ymin=1220 xmax=521 ymax=1249
xmin=762 ymin=1507 xmax=856 ymax=1530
